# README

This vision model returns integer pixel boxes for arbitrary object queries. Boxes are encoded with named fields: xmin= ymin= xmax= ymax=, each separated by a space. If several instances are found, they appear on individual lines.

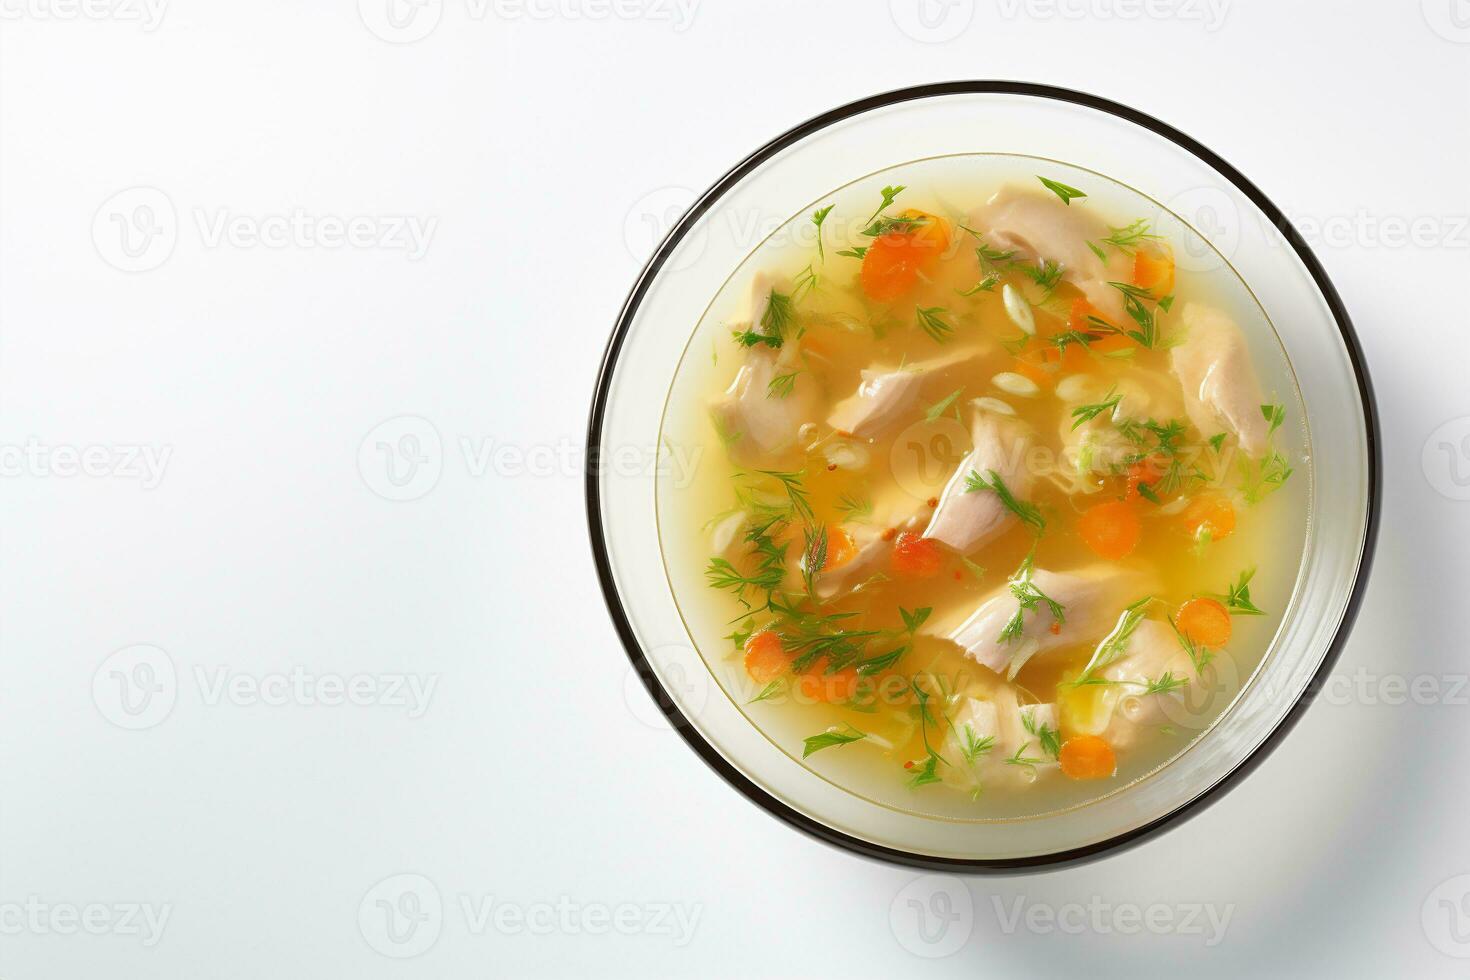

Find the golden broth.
xmin=657 ymin=155 xmax=1308 ymax=820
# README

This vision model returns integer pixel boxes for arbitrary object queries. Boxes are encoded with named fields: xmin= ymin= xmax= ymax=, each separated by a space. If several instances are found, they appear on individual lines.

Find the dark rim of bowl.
xmin=584 ymin=80 xmax=1381 ymax=873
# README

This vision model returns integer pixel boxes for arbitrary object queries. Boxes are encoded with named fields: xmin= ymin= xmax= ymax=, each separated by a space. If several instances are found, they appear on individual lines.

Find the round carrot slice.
xmin=742 ymin=630 xmax=787 ymax=684
xmin=1077 ymin=500 xmax=1141 ymax=560
xmin=1059 ymin=735 xmax=1117 ymax=780
xmin=1182 ymin=492 xmax=1236 ymax=542
xmin=1177 ymin=597 xmax=1232 ymax=648
xmin=890 ymin=531 xmax=943 ymax=578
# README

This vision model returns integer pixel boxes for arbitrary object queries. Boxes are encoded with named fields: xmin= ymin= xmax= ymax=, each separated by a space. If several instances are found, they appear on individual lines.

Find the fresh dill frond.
xmin=963 ymin=469 xmax=1045 ymax=533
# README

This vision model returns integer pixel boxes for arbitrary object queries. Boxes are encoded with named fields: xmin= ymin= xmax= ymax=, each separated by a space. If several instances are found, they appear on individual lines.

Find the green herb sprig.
xmin=1038 ymin=176 xmax=1087 ymax=205
xmin=963 ymin=470 xmax=1045 ymax=533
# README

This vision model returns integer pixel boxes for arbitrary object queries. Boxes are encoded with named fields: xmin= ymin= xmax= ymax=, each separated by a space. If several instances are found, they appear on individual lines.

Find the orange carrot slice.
xmin=1177 ymin=597 xmax=1232 ymax=647
xmin=742 ymin=631 xmax=788 ymax=684
xmin=1059 ymin=735 xmax=1117 ymax=780
xmin=1077 ymin=500 xmax=1142 ymax=560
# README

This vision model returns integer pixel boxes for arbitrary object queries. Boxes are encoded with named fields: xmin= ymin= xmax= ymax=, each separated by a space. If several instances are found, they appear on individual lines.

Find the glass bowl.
xmin=587 ymin=82 xmax=1379 ymax=870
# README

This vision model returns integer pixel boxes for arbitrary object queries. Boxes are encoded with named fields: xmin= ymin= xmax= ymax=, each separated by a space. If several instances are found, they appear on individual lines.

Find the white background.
xmin=1 ymin=1 xmax=1467 ymax=976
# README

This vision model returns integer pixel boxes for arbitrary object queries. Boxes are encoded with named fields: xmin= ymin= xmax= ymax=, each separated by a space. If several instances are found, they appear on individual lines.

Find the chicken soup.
xmin=658 ymin=156 xmax=1306 ymax=817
